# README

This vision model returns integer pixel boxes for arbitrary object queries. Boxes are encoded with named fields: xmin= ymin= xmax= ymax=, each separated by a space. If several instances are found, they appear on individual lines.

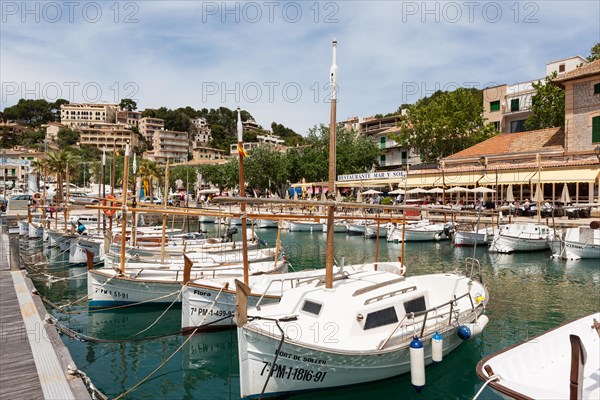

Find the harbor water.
xmin=20 ymin=222 xmax=600 ymax=400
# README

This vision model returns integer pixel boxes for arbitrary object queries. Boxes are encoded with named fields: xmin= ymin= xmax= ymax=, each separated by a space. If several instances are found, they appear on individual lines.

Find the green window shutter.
xmin=592 ymin=116 xmax=600 ymax=143
xmin=594 ymin=83 xmax=600 ymax=95
xmin=510 ymin=99 xmax=519 ymax=112
xmin=490 ymin=101 xmax=500 ymax=112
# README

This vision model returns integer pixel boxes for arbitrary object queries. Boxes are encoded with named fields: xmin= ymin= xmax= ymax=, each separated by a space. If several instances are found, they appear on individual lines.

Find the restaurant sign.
xmin=337 ymin=171 xmax=406 ymax=181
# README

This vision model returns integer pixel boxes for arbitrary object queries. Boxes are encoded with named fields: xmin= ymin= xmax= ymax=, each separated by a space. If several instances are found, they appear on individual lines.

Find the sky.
xmin=1 ymin=1 xmax=599 ymax=135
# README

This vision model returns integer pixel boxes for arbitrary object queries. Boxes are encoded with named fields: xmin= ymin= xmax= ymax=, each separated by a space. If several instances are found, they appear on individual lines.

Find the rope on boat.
xmin=66 ymin=365 xmax=109 ymax=400
xmin=471 ymin=374 xmax=499 ymax=400
xmin=112 ymin=286 xmax=233 ymax=399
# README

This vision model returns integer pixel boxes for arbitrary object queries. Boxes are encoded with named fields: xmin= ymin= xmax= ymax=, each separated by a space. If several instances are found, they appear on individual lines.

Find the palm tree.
xmin=138 ymin=159 xmax=162 ymax=204
xmin=46 ymin=150 xmax=80 ymax=203
xmin=30 ymin=158 xmax=47 ymax=196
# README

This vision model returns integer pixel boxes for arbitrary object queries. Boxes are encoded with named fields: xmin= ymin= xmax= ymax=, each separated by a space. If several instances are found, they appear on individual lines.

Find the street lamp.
xmin=594 ymin=146 xmax=600 ymax=162
xmin=479 ymin=156 xmax=488 ymax=169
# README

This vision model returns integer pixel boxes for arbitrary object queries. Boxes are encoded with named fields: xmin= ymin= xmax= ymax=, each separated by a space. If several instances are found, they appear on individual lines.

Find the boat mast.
xmin=119 ymin=141 xmax=130 ymax=274
xmin=325 ymin=38 xmax=338 ymax=289
xmin=237 ymin=107 xmax=250 ymax=286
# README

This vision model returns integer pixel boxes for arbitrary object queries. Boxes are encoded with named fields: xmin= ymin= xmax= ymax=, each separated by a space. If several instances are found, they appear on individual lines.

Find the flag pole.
xmin=237 ymin=107 xmax=250 ymax=286
xmin=325 ymin=38 xmax=338 ymax=289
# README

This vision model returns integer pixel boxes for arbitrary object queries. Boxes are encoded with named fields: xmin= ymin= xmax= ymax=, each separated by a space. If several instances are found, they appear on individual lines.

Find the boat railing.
xmin=253 ymin=271 xmax=348 ymax=309
xmin=463 ymin=257 xmax=482 ymax=281
xmin=378 ymin=291 xmax=480 ymax=350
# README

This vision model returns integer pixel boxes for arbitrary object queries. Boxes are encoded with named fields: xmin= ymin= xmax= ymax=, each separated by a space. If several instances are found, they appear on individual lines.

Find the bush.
xmin=381 ymin=197 xmax=393 ymax=205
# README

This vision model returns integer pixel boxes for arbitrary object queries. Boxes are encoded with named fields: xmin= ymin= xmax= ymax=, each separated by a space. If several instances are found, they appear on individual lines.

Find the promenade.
xmin=0 ymin=230 xmax=90 ymax=400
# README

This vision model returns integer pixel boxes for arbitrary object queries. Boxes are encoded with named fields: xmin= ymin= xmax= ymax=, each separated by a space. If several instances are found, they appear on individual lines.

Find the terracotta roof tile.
xmin=445 ymin=127 xmax=564 ymax=160
xmin=552 ymin=59 xmax=600 ymax=85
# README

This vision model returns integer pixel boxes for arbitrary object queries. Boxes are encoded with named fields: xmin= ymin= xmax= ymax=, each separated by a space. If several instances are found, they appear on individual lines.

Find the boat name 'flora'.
xmin=193 ymin=290 xmax=212 ymax=297
xmin=261 ymin=361 xmax=328 ymax=382
xmin=276 ymin=350 xmax=327 ymax=365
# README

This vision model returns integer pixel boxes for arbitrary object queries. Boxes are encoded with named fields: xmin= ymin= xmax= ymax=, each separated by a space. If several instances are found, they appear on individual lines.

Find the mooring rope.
xmin=128 ymin=287 xmax=185 ymax=337
xmin=67 ymin=365 xmax=109 ymax=400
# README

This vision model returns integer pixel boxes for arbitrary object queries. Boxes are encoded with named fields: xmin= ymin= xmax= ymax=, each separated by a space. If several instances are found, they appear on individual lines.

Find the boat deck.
xmin=0 ymin=232 xmax=91 ymax=399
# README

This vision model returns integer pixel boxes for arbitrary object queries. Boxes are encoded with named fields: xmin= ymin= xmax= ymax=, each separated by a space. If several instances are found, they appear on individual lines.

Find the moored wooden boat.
xmin=476 ymin=312 xmax=600 ymax=400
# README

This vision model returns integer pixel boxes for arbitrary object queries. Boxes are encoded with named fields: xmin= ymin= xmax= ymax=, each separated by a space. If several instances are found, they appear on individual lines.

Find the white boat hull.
xmin=257 ymin=219 xmax=279 ymax=229
xmin=477 ymin=313 xmax=600 ymax=400
xmin=364 ymin=224 xmax=388 ymax=239
xmin=489 ymin=235 xmax=549 ymax=253
xmin=69 ymin=237 xmax=104 ymax=264
xmin=18 ymin=220 xmax=29 ymax=236
xmin=289 ymin=221 xmax=323 ymax=232
xmin=87 ymin=269 xmax=183 ymax=307
xmin=28 ymin=223 xmax=44 ymax=239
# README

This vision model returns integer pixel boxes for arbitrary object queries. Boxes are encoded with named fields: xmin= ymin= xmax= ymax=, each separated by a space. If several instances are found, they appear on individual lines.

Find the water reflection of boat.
xmin=87 ymin=306 xmax=181 ymax=340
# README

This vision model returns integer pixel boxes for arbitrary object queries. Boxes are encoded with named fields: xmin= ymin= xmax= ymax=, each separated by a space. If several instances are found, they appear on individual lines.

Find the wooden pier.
xmin=0 ymin=231 xmax=90 ymax=400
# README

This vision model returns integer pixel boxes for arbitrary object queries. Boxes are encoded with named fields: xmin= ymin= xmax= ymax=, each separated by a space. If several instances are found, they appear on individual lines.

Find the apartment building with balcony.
xmin=145 ymin=130 xmax=189 ymax=164
xmin=192 ymin=146 xmax=226 ymax=162
xmin=228 ymin=134 xmax=285 ymax=156
xmin=342 ymin=114 xmax=418 ymax=170
xmin=139 ymin=117 xmax=165 ymax=143
xmin=191 ymin=117 xmax=212 ymax=147
xmin=116 ymin=110 xmax=142 ymax=128
xmin=0 ymin=148 xmax=45 ymax=194
xmin=60 ymin=103 xmax=118 ymax=128
xmin=78 ymin=123 xmax=139 ymax=151
xmin=483 ymin=56 xmax=588 ymax=134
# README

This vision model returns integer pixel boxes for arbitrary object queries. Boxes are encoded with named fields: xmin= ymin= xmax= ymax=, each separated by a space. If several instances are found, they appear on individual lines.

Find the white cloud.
xmin=1 ymin=0 xmax=598 ymax=134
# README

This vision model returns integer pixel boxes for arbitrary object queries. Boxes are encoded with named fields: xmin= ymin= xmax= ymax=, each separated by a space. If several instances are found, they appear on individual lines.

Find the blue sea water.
xmin=22 ymin=223 xmax=600 ymax=399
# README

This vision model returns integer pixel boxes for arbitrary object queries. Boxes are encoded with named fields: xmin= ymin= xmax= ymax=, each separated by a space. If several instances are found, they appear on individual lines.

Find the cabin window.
xmin=301 ymin=300 xmax=322 ymax=316
xmin=364 ymin=307 xmax=398 ymax=330
xmin=404 ymin=296 xmax=427 ymax=314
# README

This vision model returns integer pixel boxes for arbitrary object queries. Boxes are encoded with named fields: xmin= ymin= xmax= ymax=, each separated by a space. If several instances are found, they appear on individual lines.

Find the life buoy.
xmin=32 ymin=192 xmax=43 ymax=204
xmin=102 ymin=195 xmax=117 ymax=217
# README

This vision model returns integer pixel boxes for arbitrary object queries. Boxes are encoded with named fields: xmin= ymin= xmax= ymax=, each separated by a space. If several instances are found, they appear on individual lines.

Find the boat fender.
xmin=431 ymin=331 xmax=443 ymax=363
xmin=463 ymin=315 xmax=489 ymax=337
xmin=409 ymin=336 xmax=425 ymax=392
xmin=434 ymin=232 xmax=443 ymax=241
xmin=457 ymin=325 xmax=471 ymax=340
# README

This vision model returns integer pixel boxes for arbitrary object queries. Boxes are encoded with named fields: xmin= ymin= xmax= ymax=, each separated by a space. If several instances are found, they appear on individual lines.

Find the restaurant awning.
xmin=479 ymin=167 xmax=599 ymax=185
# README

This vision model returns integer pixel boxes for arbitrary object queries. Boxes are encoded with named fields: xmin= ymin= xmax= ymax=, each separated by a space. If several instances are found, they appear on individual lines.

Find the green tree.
xmin=57 ymin=128 xmax=80 ymax=147
xmin=587 ymin=42 xmax=600 ymax=62
xmin=2 ymin=99 xmax=54 ymax=126
xmin=21 ymin=128 xmax=46 ymax=150
xmin=270 ymin=122 xmax=304 ymax=146
xmin=394 ymin=88 xmax=496 ymax=163
xmin=285 ymin=124 xmax=379 ymax=183
xmin=51 ymin=99 xmax=69 ymax=121
xmin=138 ymin=159 xmax=163 ymax=202
xmin=198 ymin=160 xmax=238 ymax=194
xmin=245 ymin=146 xmax=289 ymax=195
xmin=119 ymin=98 xmax=137 ymax=111
xmin=524 ymin=71 xmax=565 ymax=131
xmin=46 ymin=150 xmax=80 ymax=203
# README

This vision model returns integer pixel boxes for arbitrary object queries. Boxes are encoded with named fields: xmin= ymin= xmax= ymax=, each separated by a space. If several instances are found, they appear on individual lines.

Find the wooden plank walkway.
xmin=0 ymin=232 xmax=90 ymax=399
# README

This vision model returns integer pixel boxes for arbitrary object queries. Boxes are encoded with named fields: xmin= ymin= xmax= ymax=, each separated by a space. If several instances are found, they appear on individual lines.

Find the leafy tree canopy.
xmin=394 ymin=88 xmax=495 ymax=163
xmin=119 ymin=98 xmax=137 ymax=111
xmin=2 ymin=98 xmax=68 ymax=127
xmin=587 ymin=42 xmax=600 ymax=62
xmin=524 ymin=71 xmax=565 ymax=131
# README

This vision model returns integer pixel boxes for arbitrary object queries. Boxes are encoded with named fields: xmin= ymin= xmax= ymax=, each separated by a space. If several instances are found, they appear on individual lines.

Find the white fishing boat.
xmin=453 ymin=225 xmax=495 ymax=247
xmin=549 ymin=224 xmax=600 ymax=260
xmin=488 ymin=222 xmax=551 ymax=253
xmin=69 ymin=235 xmax=107 ymax=264
xmin=322 ymin=220 xmax=347 ymax=233
xmin=364 ymin=223 xmax=389 ymax=239
xmin=236 ymin=267 xmax=488 ymax=398
xmin=235 ymin=40 xmax=489 ymax=399
xmin=387 ymin=220 xmax=453 ymax=242
xmin=346 ymin=220 xmax=368 ymax=235
xmin=476 ymin=312 xmax=600 ymax=400
xmin=288 ymin=220 xmax=323 ymax=232
xmin=87 ymin=258 xmax=288 ymax=307
xmin=256 ymin=219 xmax=279 ymax=229
xmin=18 ymin=219 xmax=29 ymax=236
xmin=28 ymin=220 xmax=45 ymax=239
xmin=182 ymin=262 xmax=405 ymax=332
xmin=104 ymin=246 xmax=282 ymax=267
